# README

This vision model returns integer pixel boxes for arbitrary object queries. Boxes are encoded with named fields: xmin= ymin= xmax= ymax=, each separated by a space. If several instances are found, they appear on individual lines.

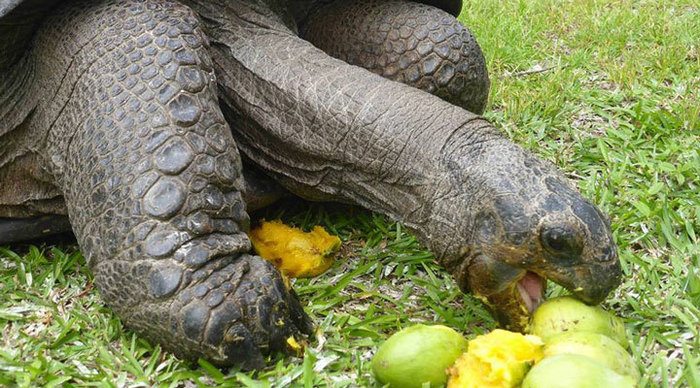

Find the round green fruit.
xmin=529 ymin=296 xmax=627 ymax=347
xmin=544 ymin=332 xmax=639 ymax=381
xmin=522 ymin=354 xmax=636 ymax=388
xmin=372 ymin=324 xmax=468 ymax=388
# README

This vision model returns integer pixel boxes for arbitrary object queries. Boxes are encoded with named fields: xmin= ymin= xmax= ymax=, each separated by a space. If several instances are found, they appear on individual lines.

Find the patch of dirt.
xmin=571 ymin=109 xmax=610 ymax=136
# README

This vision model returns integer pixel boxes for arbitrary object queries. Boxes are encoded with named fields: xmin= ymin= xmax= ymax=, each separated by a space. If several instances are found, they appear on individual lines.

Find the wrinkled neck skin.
xmin=183 ymin=0 xmax=522 ymax=263
xmin=185 ymin=1 xmax=620 ymax=320
xmin=184 ymin=0 xmax=520 ymax=262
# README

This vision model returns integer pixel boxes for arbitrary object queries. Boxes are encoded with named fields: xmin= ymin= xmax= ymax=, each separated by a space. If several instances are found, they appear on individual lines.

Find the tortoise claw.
xmin=167 ymin=255 xmax=313 ymax=368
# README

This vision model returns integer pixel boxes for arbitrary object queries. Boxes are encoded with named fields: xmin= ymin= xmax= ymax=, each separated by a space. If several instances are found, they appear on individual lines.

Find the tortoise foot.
xmin=28 ymin=0 xmax=314 ymax=368
xmin=161 ymin=254 xmax=313 ymax=368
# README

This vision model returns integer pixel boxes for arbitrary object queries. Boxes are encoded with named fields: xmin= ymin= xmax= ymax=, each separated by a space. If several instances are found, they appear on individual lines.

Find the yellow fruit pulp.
xmin=448 ymin=329 xmax=544 ymax=388
xmin=286 ymin=336 xmax=304 ymax=357
xmin=249 ymin=220 xmax=341 ymax=278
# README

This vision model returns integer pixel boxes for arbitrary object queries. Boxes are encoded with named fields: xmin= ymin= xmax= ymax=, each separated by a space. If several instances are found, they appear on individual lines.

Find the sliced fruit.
xmin=249 ymin=220 xmax=341 ymax=278
xmin=447 ymin=329 xmax=544 ymax=388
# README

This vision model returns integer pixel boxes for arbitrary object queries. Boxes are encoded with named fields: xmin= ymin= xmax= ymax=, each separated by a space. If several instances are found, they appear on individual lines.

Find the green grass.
xmin=1 ymin=0 xmax=699 ymax=386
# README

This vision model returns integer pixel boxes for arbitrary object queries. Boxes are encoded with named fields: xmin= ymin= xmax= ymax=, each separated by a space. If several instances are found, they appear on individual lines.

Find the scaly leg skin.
xmin=302 ymin=0 xmax=490 ymax=114
xmin=34 ymin=0 xmax=310 ymax=368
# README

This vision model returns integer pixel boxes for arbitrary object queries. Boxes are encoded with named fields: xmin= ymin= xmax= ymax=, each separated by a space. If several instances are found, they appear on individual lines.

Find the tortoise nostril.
xmin=540 ymin=224 xmax=582 ymax=256
xmin=597 ymin=245 xmax=618 ymax=262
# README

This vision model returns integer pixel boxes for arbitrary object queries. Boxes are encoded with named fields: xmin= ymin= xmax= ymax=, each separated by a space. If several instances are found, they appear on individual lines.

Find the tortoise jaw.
xmin=473 ymin=269 xmax=548 ymax=332
xmin=516 ymin=271 xmax=546 ymax=314
xmin=460 ymin=253 xmax=548 ymax=331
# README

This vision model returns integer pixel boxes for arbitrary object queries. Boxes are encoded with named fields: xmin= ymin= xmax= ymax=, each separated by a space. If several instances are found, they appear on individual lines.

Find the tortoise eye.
xmin=540 ymin=225 xmax=582 ymax=257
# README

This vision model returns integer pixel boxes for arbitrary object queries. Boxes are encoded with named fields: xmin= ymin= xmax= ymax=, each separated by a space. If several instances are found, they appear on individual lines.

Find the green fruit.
xmin=529 ymin=296 xmax=627 ymax=347
xmin=544 ymin=332 xmax=640 ymax=381
xmin=372 ymin=324 xmax=468 ymax=388
xmin=522 ymin=354 xmax=637 ymax=388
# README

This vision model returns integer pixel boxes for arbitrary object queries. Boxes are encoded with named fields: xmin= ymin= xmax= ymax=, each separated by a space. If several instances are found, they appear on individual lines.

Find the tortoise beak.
xmin=484 ymin=260 xmax=621 ymax=331
xmin=459 ymin=250 xmax=620 ymax=332
xmin=552 ymin=260 xmax=622 ymax=306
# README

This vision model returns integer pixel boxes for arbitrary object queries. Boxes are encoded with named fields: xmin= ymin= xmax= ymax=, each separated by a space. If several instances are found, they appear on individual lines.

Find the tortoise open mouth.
xmin=516 ymin=271 xmax=546 ymax=313
xmin=465 ymin=257 xmax=550 ymax=331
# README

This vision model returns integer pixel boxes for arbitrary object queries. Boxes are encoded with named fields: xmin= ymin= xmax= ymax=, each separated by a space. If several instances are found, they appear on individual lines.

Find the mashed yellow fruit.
xmin=447 ymin=329 xmax=544 ymax=388
xmin=286 ymin=336 xmax=304 ymax=356
xmin=249 ymin=220 xmax=341 ymax=278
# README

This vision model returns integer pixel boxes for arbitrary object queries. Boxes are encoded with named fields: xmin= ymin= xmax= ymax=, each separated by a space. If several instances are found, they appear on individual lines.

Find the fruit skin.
xmin=522 ymin=354 xmax=637 ymax=388
xmin=528 ymin=296 xmax=627 ymax=347
xmin=372 ymin=324 xmax=468 ymax=388
xmin=447 ymin=329 xmax=543 ymax=388
xmin=544 ymin=331 xmax=640 ymax=381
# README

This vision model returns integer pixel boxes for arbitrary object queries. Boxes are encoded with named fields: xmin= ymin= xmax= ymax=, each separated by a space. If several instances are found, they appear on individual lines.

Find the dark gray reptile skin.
xmin=0 ymin=0 xmax=621 ymax=368
xmin=304 ymin=0 xmax=489 ymax=113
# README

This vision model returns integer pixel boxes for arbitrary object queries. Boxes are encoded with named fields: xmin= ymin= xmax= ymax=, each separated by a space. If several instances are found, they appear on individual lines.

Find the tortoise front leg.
xmin=302 ymin=0 xmax=490 ymax=114
xmin=36 ymin=0 xmax=310 ymax=368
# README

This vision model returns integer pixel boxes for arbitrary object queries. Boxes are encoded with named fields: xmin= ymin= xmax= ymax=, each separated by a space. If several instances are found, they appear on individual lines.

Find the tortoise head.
xmin=449 ymin=145 xmax=621 ymax=330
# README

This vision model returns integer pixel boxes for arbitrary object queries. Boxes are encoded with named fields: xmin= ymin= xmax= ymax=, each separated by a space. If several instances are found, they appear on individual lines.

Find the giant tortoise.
xmin=0 ymin=0 xmax=621 ymax=368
